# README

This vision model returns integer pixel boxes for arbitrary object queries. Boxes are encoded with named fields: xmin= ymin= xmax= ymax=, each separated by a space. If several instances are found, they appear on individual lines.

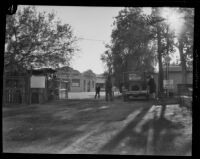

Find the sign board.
xmin=31 ymin=76 xmax=45 ymax=88
xmin=163 ymin=80 xmax=173 ymax=89
xmin=129 ymin=74 xmax=141 ymax=81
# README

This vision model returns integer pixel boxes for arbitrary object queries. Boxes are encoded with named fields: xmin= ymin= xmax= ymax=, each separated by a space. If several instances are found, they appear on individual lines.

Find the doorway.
xmin=31 ymin=92 xmax=39 ymax=104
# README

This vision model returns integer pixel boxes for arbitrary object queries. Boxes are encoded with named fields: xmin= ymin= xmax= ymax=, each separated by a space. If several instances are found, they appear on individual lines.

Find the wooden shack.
xmin=4 ymin=65 xmax=56 ymax=105
xmin=28 ymin=68 xmax=56 ymax=104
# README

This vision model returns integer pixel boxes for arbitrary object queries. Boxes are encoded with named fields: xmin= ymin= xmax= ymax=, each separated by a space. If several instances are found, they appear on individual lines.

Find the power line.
xmin=78 ymin=37 xmax=106 ymax=43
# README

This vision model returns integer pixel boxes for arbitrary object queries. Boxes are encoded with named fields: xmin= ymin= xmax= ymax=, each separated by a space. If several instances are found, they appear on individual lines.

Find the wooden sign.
xmin=31 ymin=76 xmax=45 ymax=88
xmin=129 ymin=74 xmax=141 ymax=81
xmin=163 ymin=80 xmax=173 ymax=89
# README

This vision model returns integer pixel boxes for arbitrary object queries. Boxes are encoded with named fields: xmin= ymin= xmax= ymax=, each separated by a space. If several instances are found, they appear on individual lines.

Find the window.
xmin=72 ymin=79 xmax=80 ymax=87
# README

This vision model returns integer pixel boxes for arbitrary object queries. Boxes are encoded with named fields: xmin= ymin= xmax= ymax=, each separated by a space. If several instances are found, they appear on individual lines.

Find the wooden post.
xmin=3 ymin=72 xmax=6 ymax=106
xmin=44 ymin=75 xmax=47 ymax=102
xmin=28 ymin=73 xmax=31 ymax=105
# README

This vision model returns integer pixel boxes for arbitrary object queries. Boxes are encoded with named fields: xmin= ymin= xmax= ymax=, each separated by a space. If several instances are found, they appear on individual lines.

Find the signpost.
xmin=163 ymin=79 xmax=174 ymax=89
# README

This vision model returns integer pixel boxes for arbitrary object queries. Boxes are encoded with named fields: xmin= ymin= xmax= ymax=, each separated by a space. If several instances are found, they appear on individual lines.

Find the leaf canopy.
xmin=5 ymin=6 xmax=78 ymax=71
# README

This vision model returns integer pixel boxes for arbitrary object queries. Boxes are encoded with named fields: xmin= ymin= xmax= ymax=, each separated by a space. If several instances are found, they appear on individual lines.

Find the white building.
xmin=55 ymin=67 xmax=96 ymax=94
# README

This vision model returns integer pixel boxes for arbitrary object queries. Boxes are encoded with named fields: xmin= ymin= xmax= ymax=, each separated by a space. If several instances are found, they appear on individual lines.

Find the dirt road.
xmin=3 ymin=98 xmax=192 ymax=155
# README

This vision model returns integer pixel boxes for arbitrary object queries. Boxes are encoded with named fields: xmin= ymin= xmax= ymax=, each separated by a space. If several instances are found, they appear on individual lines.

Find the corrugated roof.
xmin=163 ymin=66 xmax=193 ymax=72
xmin=29 ymin=68 xmax=56 ymax=75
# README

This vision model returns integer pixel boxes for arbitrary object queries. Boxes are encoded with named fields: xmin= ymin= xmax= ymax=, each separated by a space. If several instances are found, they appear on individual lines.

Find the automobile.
xmin=122 ymin=71 xmax=149 ymax=101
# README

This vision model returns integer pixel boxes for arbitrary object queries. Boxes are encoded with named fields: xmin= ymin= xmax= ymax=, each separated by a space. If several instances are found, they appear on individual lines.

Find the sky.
xmin=35 ymin=6 xmax=124 ymax=74
xmin=22 ymin=6 xmax=184 ymax=74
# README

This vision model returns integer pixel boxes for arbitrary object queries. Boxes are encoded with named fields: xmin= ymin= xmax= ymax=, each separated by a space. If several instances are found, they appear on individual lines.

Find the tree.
xmin=175 ymin=8 xmax=194 ymax=83
xmin=149 ymin=8 xmax=175 ymax=92
xmin=101 ymin=8 xmax=157 ymax=88
xmin=5 ymin=6 xmax=78 ymax=71
xmin=101 ymin=44 xmax=113 ymax=75
xmin=148 ymin=7 xmax=193 ymax=92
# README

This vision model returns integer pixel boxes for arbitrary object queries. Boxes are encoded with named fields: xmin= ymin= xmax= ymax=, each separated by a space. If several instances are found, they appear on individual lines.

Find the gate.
xmin=5 ymin=88 xmax=23 ymax=104
xmin=5 ymin=75 xmax=27 ymax=104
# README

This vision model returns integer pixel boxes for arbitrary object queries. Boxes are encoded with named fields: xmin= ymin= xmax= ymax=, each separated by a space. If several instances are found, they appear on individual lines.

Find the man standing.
xmin=95 ymin=84 xmax=101 ymax=99
xmin=147 ymin=75 xmax=156 ymax=99
xmin=105 ymin=77 xmax=113 ymax=101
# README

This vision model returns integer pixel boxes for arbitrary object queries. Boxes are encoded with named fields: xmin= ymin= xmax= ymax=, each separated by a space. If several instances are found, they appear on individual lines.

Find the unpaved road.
xmin=3 ymin=98 xmax=192 ymax=155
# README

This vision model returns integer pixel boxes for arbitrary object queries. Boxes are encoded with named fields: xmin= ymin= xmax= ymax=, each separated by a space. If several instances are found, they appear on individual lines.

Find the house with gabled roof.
xmin=3 ymin=64 xmax=56 ymax=104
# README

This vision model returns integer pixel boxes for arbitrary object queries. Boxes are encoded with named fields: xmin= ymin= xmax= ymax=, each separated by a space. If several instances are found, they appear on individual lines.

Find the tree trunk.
xmin=178 ymin=40 xmax=187 ymax=84
xmin=157 ymin=25 xmax=164 ymax=94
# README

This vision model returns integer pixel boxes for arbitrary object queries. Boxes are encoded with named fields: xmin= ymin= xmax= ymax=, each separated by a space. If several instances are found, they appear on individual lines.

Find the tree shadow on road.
xmin=146 ymin=116 xmax=185 ymax=155
xmin=98 ymin=105 xmax=152 ymax=154
xmin=99 ymin=104 xmax=189 ymax=155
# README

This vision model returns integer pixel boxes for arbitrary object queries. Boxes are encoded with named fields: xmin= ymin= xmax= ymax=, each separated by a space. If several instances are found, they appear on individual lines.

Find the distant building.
xmin=55 ymin=67 xmax=96 ymax=93
xmin=82 ymin=70 xmax=96 ymax=92
xmin=54 ymin=66 xmax=71 ymax=99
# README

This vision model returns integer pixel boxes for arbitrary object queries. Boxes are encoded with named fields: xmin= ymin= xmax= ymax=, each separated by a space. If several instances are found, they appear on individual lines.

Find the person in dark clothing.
xmin=95 ymin=84 xmax=101 ymax=99
xmin=105 ymin=78 xmax=113 ymax=101
xmin=147 ymin=75 xmax=156 ymax=99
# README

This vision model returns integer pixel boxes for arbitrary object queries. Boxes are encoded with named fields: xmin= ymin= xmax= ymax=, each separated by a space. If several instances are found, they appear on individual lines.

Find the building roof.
xmin=55 ymin=66 xmax=81 ymax=76
xmin=5 ymin=64 xmax=57 ymax=75
xmin=28 ymin=68 xmax=56 ymax=75
xmin=96 ymin=73 xmax=105 ymax=77
xmin=4 ymin=63 xmax=27 ymax=73
xmin=82 ymin=70 xmax=96 ymax=78
xmin=56 ymin=66 xmax=73 ymax=72
xmin=163 ymin=66 xmax=193 ymax=72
